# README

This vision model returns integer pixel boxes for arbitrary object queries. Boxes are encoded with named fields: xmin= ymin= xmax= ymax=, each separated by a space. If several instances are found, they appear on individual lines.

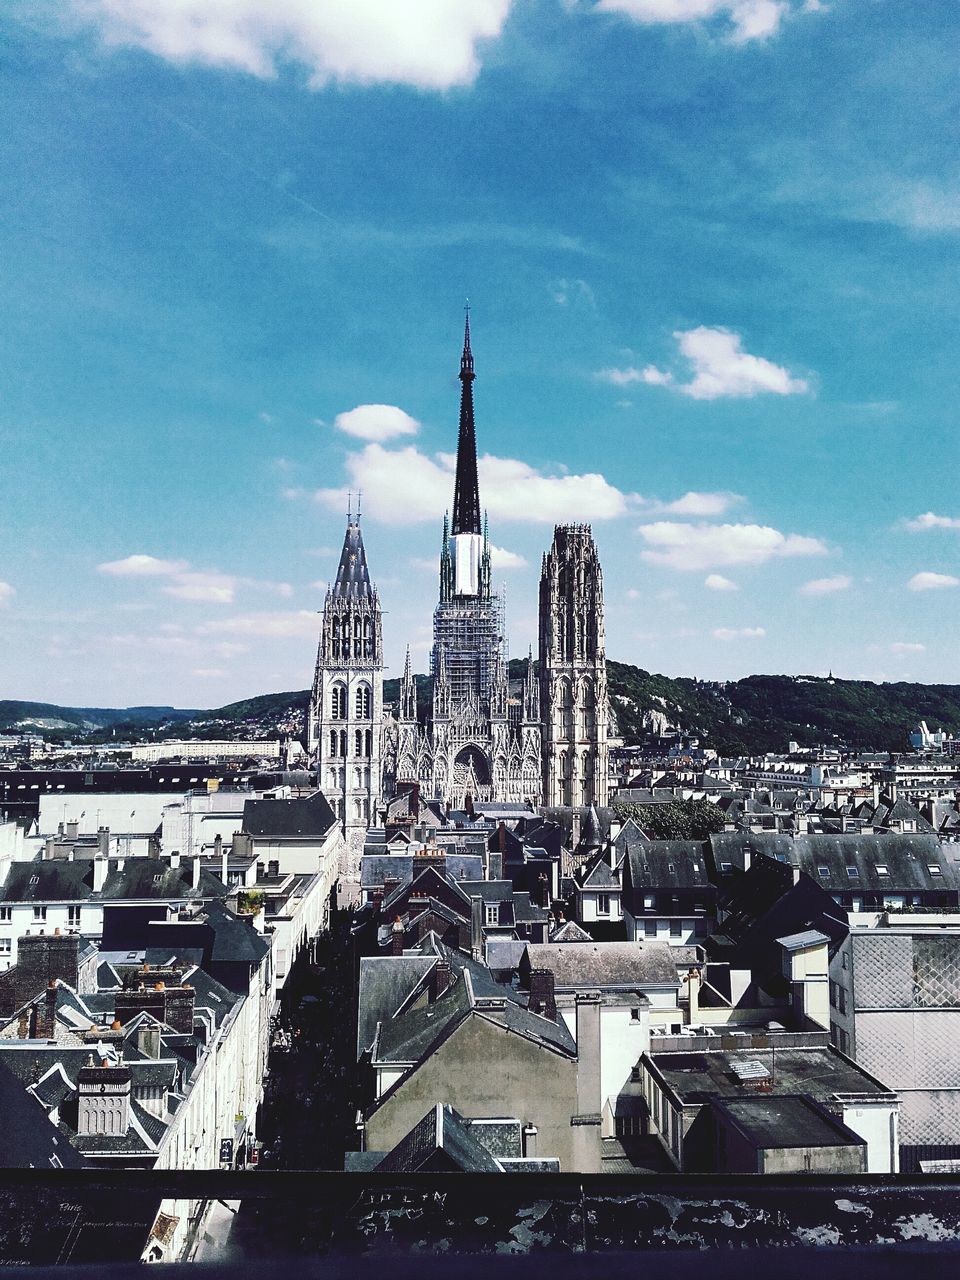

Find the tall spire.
xmin=452 ymin=307 xmax=481 ymax=536
xmin=332 ymin=513 xmax=374 ymax=600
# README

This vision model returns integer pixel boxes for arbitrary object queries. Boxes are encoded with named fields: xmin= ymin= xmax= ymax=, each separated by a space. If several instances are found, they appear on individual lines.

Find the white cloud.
xmin=799 ymin=574 xmax=852 ymax=596
xmin=196 ymin=611 xmax=319 ymax=638
xmin=672 ymin=327 xmax=809 ymax=400
xmin=213 ymin=642 xmax=249 ymax=658
xmin=713 ymin=626 xmax=766 ymax=640
xmin=489 ymin=544 xmax=527 ymax=569
xmin=593 ymin=0 xmax=791 ymax=43
xmin=637 ymin=521 xmax=827 ymax=571
xmin=316 ymin=443 xmax=627 ymax=525
xmin=550 ymin=278 xmax=596 ymax=308
xmin=659 ymin=491 xmax=743 ymax=517
xmin=192 ymin=667 xmax=227 ymax=678
xmin=704 ymin=574 xmax=738 ymax=591
xmin=600 ymin=328 xmax=809 ymax=401
xmin=98 ymin=554 xmax=189 ymax=577
xmin=0 ymin=582 xmax=14 ymax=605
xmin=908 ymin=572 xmax=960 ymax=592
xmin=62 ymin=0 xmax=513 ymax=90
xmin=903 ymin=512 xmax=960 ymax=532
xmin=162 ymin=572 xmax=236 ymax=604
xmin=891 ymin=642 xmax=925 ymax=655
xmin=597 ymin=364 xmax=672 ymax=387
xmin=334 ymin=404 xmax=420 ymax=443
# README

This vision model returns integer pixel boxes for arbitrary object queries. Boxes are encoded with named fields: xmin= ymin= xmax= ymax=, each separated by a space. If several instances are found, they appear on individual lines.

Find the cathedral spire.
xmin=332 ymin=512 xmax=374 ymax=601
xmin=452 ymin=308 xmax=481 ymax=537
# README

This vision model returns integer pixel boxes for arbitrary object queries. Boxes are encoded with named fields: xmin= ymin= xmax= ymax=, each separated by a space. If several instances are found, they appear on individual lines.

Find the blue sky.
xmin=1 ymin=0 xmax=959 ymax=708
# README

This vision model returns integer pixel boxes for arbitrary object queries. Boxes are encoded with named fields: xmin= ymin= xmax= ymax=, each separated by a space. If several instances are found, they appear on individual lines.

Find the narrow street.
xmin=256 ymin=908 xmax=360 ymax=1171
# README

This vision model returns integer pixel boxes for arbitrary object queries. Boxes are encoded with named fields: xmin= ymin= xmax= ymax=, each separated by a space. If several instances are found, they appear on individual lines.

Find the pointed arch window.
xmin=331 ymin=684 xmax=347 ymax=720
xmin=356 ymin=684 xmax=371 ymax=719
xmin=364 ymin=728 xmax=372 ymax=758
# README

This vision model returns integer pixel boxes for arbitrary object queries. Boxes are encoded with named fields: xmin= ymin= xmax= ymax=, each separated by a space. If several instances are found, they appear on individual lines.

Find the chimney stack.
xmin=97 ymin=827 xmax=110 ymax=857
xmin=470 ymin=895 xmax=483 ymax=962
xmin=528 ymin=968 xmax=557 ymax=1022
xmin=391 ymin=917 xmax=405 ymax=956
xmin=429 ymin=959 xmax=452 ymax=1002
xmin=92 ymin=855 xmax=108 ymax=894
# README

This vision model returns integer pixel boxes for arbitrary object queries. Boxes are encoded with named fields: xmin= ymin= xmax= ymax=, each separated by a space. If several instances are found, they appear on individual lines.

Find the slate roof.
xmin=360 ymin=854 xmax=484 ymax=889
xmin=622 ymin=840 xmax=711 ymax=898
xmin=201 ymin=900 xmax=271 ymax=965
xmin=357 ymin=956 xmax=436 ymax=1057
xmin=242 ymin=789 xmax=337 ymax=839
xmin=521 ymin=941 xmax=679 ymax=989
xmin=374 ymin=1104 xmax=502 ymax=1173
xmin=0 ymin=1058 xmax=84 ymax=1168
xmin=0 ymin=860 xmax=94 ymax=902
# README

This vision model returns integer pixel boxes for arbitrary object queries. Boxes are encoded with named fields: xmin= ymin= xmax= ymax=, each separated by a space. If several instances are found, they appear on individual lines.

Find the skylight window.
xmin=876 ymin=865 xmax=889 ymax=876
xmin=846 ymin=866 xmax=860 ymax=879
xmin=929 ymin=865 xmax=943 ymax=876
xmin=818 ymin=866 xmax=830 ymax=878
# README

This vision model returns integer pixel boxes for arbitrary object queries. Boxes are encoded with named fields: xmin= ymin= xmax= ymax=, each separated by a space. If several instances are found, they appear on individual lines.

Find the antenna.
xmin=347 ymin=490 xmax=353 ymax=522
xmin=357 ymin=489 xmax=363 ymax=521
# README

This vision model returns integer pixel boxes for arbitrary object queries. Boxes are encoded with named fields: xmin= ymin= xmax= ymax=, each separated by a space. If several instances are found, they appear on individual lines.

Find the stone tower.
xmin=539 ymin=524 xmax=608 ymax=807
xmin=308 ymin=512 xmax=383 ymax=866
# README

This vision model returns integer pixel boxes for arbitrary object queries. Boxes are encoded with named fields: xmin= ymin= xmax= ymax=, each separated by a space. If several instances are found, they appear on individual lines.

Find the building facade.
xmin=539 ymin=524 xmax=609 ymax=807
xmin=307 ymin=515 xmax=384 ymax=862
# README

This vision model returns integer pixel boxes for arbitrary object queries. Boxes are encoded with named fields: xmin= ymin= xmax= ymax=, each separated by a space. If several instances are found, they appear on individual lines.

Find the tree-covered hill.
xmin=3 ymin=662 xmax=957 ymax=754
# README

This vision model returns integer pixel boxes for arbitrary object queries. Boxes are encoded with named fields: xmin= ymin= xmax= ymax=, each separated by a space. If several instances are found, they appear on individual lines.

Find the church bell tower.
xmin=308 ymin=509 xmax=383 ymax=868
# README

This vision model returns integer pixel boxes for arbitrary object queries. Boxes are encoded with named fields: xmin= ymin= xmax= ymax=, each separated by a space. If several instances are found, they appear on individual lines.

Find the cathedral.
xmin=308 ymin=316 xmax=608 ymax=851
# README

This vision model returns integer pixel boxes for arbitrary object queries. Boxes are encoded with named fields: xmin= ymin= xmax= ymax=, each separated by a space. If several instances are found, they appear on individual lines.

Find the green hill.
xmin=3 ymin=662 xmax=956 ymax=753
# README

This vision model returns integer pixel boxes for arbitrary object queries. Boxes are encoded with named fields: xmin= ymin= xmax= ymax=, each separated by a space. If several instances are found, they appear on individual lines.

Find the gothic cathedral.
xmin=309 ymin=316 xmax=608 ymax=827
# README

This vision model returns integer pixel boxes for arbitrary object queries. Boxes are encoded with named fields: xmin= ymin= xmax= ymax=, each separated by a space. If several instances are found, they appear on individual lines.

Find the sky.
xmin=1 ymin=0 xmax=959 ymax=709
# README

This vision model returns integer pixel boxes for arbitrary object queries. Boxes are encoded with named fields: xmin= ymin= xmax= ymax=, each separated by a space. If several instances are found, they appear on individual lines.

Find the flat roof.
xmin=647 ymin=1046 xmax=891 ymax=1106
xmin=713 ymin=1095 xmax=865 ymax=1149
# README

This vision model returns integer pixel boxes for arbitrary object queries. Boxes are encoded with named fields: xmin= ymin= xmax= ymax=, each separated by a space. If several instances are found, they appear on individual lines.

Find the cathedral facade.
xmin=309 ymin=317 xmax=608 ymax=826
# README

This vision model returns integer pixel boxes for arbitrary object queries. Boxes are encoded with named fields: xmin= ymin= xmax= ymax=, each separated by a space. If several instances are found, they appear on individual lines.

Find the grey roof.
xmin=357 ymin=956 xmax=436 ymax=1057
xmin=332 ymin=518 xmax=374 ymax=600
xmin=0 ymin=859 xmax=94 ymax=902
xmin=550 ymin=920 xmax=594 ymax=943
xmin=521 ymin=941 xmax=679 ymax=989
xmin=485 ymin=938 xmax=527 ymax=971
xmin=777 ymin=930 xmax=831 ymax=951
xmin=623 ymin=840 xmax=711 ymax=891
xmin=711 ymin=1094 xmax=865 ymax=1150
xmin=374 ymin=1104 xmax=502 ymax=1173
xmin=0 ymin=1058 xmax=84 ymax=1168
xmin=647 ymin=1046 xmax=892 ymax=1106
xmin=242 ymin=790 xmax=337 ymax=839
xmin=360 ymin=853 xmax=484 ymax=889
xmin=576 ymin=850 xmax=621 ymax=890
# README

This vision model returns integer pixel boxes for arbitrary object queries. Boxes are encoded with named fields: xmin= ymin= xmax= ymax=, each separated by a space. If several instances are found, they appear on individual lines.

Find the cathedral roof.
xmin=332 ymin=518 xmax=374 ymax=600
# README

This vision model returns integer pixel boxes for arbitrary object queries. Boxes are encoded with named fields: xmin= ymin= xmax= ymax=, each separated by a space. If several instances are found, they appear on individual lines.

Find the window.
xmin=597 ymin=893 xmax=610 ymax=916
xmin=669 ymin=920 xmax=682 ymax=938
xmin=838 ymin=986 xmax=846 ymax=1015
xmin=929 ymin=865 xmax=943 ymax=876
xmin=644 ymin=921 xmax=657 ymax=939
xmin=876 ymin=864 xmax=889 ymax=876
xmin=355 ymin=685 xmax=371 ymax=719
xmin=818 ymin=866 xmax=830 ymax=878
xmin=0 ymin=939 xmax=10 ymax=955
xmin=720 ymin=862 xmax=733 ymax=873
xmin=846 ymin=866 xmax=860 ymax=880
xmin=485 ymin=904 xmax=499 ymax=926
xmin=694 ymin=901 xmax=706 ymax=913
xmin=32 ymin=906 xmax=47 ymax=921
xmin=330 ymin=685 xmax=347 ymax=720
xmin=630 ymin=1008 xmax=643 ymax=1022
xmin=68 ymin=906 xmax=81 ymax=927
xmin=0 ymin=907 xmax=10 ymax=922
xmin=643 ymin=895 xmax=655 ymax=910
